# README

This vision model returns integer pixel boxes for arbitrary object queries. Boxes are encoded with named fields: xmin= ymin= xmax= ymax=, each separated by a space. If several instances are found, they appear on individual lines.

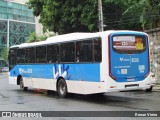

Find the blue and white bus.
xmin=9 ymin=30 xmax=151 ymax=97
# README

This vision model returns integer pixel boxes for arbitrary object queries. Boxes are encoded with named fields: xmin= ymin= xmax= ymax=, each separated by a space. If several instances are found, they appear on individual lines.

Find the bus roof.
xmin=10 ymin=32 xmax=102 ymax=49
xmin=10 ymin=30 xmax=146 ymax=49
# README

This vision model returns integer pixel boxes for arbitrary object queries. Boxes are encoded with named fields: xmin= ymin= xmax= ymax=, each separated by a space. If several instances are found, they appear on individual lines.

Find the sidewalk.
xmin=153 ymin=83 xmax=160 ymax=91
xmin=153 ymin=77 xmax=160 ymax=91
xmin=0 ymin=72 xmax=8 ymax=75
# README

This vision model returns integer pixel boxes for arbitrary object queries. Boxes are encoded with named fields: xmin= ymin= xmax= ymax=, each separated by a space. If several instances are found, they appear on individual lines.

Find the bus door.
xmin=109 ymin=33 xmax=149 ymax=82
xmin=9 ymin=48 xmax=17 ymax=70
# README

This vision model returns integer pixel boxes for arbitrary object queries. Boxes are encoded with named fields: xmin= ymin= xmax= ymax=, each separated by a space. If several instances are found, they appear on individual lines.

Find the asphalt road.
xmin=0 ymin=73 xmax=160 ymax=120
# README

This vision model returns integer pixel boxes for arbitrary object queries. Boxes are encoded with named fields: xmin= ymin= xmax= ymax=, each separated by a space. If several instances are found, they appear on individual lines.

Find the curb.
xmin=0 ymin=72 xmax=8 ymax=75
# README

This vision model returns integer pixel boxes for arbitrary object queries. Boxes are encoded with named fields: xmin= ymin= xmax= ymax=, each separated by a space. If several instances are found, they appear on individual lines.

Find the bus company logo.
xmin=120 ymin=57 xmax=123 ymax=61
xmin=19 ymin=68 xmax=32 ymax=74
xmin=120 ymin=57 xmax=130 ymax=62
xmin=53 ymin=65 xmax=71 ymax=79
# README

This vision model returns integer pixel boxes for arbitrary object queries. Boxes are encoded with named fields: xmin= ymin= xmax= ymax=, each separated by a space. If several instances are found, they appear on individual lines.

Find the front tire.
xmin=57 ymin=78 xmax=68 ymax=98
xmin=20 ymin=78 xmax=28 ymax=91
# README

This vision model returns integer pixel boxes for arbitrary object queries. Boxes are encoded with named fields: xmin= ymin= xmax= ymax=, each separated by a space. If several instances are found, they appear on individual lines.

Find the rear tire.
xmin=47 ymin=90 xmax=54 ymax=95
xmin=57 ymin=78 xmax=68 ymax=98
xmin=20 ymin=78 xmax=28 ymax=91
xmin=146 ymin=86 xmax=153 ymax=92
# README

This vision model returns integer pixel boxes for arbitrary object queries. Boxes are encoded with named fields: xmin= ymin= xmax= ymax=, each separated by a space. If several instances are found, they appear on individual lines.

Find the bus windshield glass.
xmin=112 ymin=35 xmax=146 ymax=54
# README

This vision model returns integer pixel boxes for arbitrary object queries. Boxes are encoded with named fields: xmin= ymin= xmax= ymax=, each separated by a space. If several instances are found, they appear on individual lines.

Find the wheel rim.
xmin=58 ymin=79 xmax=68 ymax=97
xmin=59 ymin=82 xmax=66 ymax=95
xmin=20 ymin=79 xmax=24 ymax=89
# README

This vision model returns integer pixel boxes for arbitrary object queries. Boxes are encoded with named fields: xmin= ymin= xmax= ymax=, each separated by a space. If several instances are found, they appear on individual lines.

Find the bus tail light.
xmin=110 ymin=86 xmax=116 ymax=88
xmin=108 ymin=34 xmax=117 ymax=81
xmin=109 ymin=73 xmax=117 ymax=80
xmin=144 ymin=72 xmax=149 ymax=78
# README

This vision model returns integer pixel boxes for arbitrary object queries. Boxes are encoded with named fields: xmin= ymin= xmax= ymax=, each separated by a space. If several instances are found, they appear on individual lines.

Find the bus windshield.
xmin=112 ymin=35 xmax=146 ymax=54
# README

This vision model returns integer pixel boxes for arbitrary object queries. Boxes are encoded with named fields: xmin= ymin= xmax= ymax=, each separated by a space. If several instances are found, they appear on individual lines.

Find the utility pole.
xmin=7 ymin=19 xmax=9 ymax=48
xmin=98 ymin=0 xmax=104 ymax=32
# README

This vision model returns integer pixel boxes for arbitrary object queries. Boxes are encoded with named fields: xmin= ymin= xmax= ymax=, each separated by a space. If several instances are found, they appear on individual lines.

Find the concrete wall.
xmin=145 ymin=28 xmax=160 ymax=81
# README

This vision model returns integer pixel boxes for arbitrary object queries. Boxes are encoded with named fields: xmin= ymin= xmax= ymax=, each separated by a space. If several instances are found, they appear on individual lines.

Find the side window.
xmin=25 ymin=47 xmax=35 ymax=63
xmin=93 ymin=38 xmax=102 ymax=62
xmin=60 ymin=42 xmax=75 ymax=62
xmin=36 ymin=46 xmax=46 ymax=63
xmin=47 ymin=44 xmax=59 ymax=63
xmin=17 ymin=49 xmax=25 ymax=64
xmin=76 ymin=40 xmax=93 ymax=62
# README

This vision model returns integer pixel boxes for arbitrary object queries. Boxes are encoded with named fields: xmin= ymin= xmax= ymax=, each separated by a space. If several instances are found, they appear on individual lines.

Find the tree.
xmin=122 ymin=0 xmax=160 ymax=30
xmin=103 ymin=0 xmax=160 ymax=30
xmin=27 ymin=0 xmax=99 ymax=34
xmin=27 ymin=0 xmax=44 ymax=16
xmin=27 ymin=0 xmax=160 ymax=33
xmin=26 ymin=32 xmax=48 ymax=43
xmin=26 ymin=32 xmax=38 ymax=43
xmin=26 ymin=32 xmax=56 ymax=43
xmin=27 ymin=0 xmax=143 ymax=32
xmin=1 ymin=47 xmax=9 ymax=65
xmin=104 ymin=0 xmax=143 ymax=30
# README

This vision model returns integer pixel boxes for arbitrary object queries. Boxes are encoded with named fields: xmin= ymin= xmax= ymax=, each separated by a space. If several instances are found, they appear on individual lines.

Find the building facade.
xmin=0 ymin=0 xmax=35 ymax=66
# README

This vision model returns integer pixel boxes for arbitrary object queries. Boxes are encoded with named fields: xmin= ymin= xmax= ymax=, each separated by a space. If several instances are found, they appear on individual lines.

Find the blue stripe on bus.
xmin=10 ymin=63 xmax=100 ymax=82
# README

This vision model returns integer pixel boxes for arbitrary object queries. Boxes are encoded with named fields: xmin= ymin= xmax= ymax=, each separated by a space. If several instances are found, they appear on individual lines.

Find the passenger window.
xmin=47 ymin=44 xmax=59 ymax=63
xmin=25 ymin=47 xmax=35 ymax=63
xmin=76 ymin=40 xmax=93 ymax=62
xmin=17 ymin=49 xmax=25 ymax=64
xmin=60 ymin=42 xmax=75 ymax=62
xmin=36 ymin=46 xmax=46 ymax=63
xmin=93 ymin=38 xmax=102 ymax=62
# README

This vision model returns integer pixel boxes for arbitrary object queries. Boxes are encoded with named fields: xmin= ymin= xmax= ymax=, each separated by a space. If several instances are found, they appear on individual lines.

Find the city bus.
xmin=9 ymin=30 xmax=151 ymax=98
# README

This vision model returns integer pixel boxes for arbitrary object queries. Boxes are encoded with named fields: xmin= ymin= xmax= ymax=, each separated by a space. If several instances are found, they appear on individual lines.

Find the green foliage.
xmin=26 ymin=0 xmax=44 ymax=16
xmin=26 ymin=32 xmax=37 ymax=43
xmin=122 ymin=0 xmax=160 ymax=30
xmin=27 ymin=0 xmax=98 ymax=34
xmin=26 ymin=32 xmax=56 ymax=43
xmin=104 ymin=0 xmax=160 ymax=30
xmin=48 ymin=32 xmax=57 ymax=37
xmin=1 ymin=47 xmax=9 ymax=65
xmin=26 ymin=32 xmax=46 ymax=43
xmin=27 ymin=0 xmax=160 ymax=33
xmin=38 ymin=35 xmax=48 ymax=41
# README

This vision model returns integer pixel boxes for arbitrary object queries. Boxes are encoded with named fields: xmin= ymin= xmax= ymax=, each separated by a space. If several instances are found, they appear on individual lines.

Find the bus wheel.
xmin=20 ymin=78 xmax=28 ymax=91
xmin=57 ymin=78 xmax=68 ymax=98
xmin=146 ymin=86 xmax=153 ymax=92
